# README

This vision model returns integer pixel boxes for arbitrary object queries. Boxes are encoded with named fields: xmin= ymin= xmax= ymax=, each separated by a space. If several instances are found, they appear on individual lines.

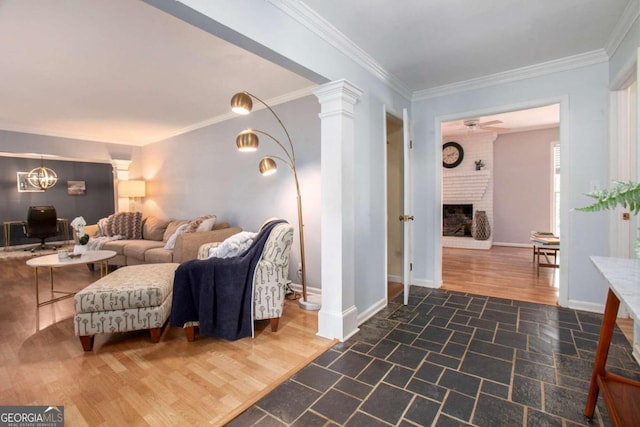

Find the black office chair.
xmin=22 ymin=206 xmax=59 ymax=252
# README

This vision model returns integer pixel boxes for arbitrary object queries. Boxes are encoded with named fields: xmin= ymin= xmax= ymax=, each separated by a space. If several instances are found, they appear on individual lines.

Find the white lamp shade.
xmin=118 ymin=180 xmax=146 ymax=197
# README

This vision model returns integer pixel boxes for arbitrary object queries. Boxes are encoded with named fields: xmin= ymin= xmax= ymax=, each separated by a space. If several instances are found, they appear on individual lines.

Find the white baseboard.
xmin=387 ymin=274 xmax=402 ymax=283
xmin=357 ymin=297 xmax=387 ymax=325
xmin=492 ymin=242 xmax=533 ymax=248
xmin=288 ymin=282 xmax=321 ymax=297
xmin=567 ymin=299 xmax=605 ymax=314
xmin=413 ymin=278 xmax=440 ymax=288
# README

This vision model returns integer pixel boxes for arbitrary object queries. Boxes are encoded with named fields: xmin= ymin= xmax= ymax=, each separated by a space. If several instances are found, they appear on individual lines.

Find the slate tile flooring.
xmin=228 ymin=287 xmax=640 ymax=426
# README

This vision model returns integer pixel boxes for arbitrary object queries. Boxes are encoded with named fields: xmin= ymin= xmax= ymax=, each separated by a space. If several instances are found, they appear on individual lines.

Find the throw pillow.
xmin=196 ymin=215 xmax=217 ymax=232
xmin=163 ymin=223 xmax=188 ymax=250
xmin=185 ymin=214 xmax=215 ymax=233
xmin=108 ymin=212 xmax=143 ymax=239
xmin=208 ymin=231 xmax=257 ymax=259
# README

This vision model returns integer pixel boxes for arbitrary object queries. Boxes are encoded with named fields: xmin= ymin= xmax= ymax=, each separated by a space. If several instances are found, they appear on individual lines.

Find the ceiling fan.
xmin=463 ymin=119 xmax=510 ymax=132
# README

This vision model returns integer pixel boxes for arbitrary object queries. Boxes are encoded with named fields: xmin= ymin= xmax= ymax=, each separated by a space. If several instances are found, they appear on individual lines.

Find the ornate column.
xmin=313 ymin=80 xmax=363 ymax=341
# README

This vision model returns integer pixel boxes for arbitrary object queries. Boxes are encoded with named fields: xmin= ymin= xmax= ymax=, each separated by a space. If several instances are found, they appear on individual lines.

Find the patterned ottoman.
xmin=74 ymin=263 xmax=179 ymax=351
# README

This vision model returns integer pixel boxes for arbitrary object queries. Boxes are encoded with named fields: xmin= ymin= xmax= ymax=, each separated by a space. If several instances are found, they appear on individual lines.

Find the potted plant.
xmin=577 ymin=180 xmax=640 ymax=255
xmin=474 ymin=160 xmax=485 ymax=171
xmin=70 ymin=216 xmax=89 ymax=254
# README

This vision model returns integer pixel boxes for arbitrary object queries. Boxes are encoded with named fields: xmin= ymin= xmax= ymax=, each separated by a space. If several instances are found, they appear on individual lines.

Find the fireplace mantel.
xmin=443 ymin=170 xmax=490 ymax=203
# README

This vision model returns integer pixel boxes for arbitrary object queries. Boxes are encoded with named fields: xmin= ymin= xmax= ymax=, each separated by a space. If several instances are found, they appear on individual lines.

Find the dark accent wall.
xmin=0 ymin=157 xmax=115 ymax=247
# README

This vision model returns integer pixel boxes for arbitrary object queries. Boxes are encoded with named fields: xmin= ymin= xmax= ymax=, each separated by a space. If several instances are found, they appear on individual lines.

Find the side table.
xmin=26 ymin=250 xmax=116 ymax=308
xmin=585 ymin=256 xmax=640 ymax=426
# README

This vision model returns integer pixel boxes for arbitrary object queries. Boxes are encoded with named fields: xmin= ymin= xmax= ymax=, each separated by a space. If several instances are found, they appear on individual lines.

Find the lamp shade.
xmin=117 ymin=180 xmax=146 ymax=197
xmin=258 ymin=157 xmax=277 ymax=176
xmin=230 ymin=92 xmax=253 ymax=115
xmin=236 ymin=130 xmax=259 ymax=152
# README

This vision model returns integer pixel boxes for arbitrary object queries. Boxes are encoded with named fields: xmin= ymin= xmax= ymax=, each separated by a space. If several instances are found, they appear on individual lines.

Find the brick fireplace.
xmin=442 ymin=132 xmax=496 ymax=249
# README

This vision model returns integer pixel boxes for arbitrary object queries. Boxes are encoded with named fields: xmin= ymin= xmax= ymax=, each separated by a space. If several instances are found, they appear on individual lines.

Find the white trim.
xmin=414 ymin=50 xmax=608 ymax=101
xmin=288 ymin=282 xmax=322 ymax=297
xmin=267 ymin=0 xmax=412 ymax=99
xmin=567 ymin=299 xmax=604 ymax=314
xmin=604 ymin=0 xmax=640 ymax=58
xmin=413 ymin=278 xmax=439 ymax=288
xmin=387 ymin=274 xmax=402 ymax=283
xmin=357 ymin=297 xmax=387 ymax=326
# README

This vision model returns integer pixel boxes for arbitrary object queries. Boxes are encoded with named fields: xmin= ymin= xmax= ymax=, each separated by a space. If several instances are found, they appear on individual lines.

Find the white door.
xmin=402 ymin=108 xmax=414 ymax=304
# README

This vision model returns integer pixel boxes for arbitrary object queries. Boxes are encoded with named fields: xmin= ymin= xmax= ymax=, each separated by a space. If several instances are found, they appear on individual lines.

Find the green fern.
xmin=576 ymin=181 xmax=640 ymax=215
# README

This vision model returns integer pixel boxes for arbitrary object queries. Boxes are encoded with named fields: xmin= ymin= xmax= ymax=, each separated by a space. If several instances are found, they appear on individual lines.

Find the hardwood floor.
xmin=0 ymin=256 xmax=334 ymax=426
xmin=442 ymin=245 xmax=559 ymax=305
xmin=439 ymin=245 xmax=634 ymax=343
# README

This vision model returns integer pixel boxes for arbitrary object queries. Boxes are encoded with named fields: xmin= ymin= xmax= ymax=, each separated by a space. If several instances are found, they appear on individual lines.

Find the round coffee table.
xmin=26 ymin=250 xmax=117 ymax=307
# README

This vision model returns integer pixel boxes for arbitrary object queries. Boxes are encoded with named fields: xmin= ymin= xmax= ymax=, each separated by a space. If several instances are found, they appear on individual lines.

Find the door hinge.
xmin=410 ymin=263 xmax=413 ymax=271
xmin=409 ymin=140 xmax=413 ymax=149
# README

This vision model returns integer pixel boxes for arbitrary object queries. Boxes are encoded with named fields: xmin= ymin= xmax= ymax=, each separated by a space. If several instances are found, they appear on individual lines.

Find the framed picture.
xmin=67 ymin=180 xmax=86 ymax=195
xmin=17 ymin=172 xmax=44 ymax=192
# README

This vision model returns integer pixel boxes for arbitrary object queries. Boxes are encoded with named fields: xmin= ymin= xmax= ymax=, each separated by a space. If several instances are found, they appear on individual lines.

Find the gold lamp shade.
xmin=258 ymin=157 xmax=277 ymax=176
xmin=230 ymin=92 xmax=253 ymax=115
xmin=236 ymin=130 xmax=259 ymax=152
xmin=27 ymin=158 xmax=58 ymax=190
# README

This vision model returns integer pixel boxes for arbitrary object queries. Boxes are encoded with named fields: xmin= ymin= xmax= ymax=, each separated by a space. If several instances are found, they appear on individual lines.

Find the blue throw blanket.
xmin=170 ymin=219 xmax=285 ymax=340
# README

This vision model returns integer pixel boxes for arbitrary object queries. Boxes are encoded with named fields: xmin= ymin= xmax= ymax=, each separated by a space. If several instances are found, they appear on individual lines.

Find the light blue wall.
xmin=135 ymin=95 xmax=322 ymax=289
xmin=412 ymin=62 xmax=611 ymax=309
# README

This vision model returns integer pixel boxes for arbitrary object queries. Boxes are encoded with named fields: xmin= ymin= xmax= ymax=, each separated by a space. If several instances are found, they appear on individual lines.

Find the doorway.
xmin=386 ymin=113 xmax=404 ymax=301
xmin=440 ymin=104 xmax=561 ymax=304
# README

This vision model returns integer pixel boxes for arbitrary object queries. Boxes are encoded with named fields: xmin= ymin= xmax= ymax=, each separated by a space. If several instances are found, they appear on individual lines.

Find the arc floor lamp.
xmin=230 ymin=91 xmax=320 ymax=311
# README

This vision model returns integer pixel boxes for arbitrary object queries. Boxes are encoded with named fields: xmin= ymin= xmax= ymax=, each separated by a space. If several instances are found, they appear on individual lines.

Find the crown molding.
xmin=413 ymin=49 xmax=609 ymax=101
xmin=267 ymin=0 xmax=412 ymax=100
xmin=605 ymin=0 xmax=640 ymax=57
xmin=142 ymin=85 xmax=317 ymax=145
xmin=0 ymin=87 xmax=317 ymax=147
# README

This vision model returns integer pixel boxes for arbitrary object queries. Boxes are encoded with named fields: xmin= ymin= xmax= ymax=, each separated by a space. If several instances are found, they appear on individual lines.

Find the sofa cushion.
xmin=101 ymin=240 xmax=130 ymax=256
xmin=143 ymin=216 xmax=171 ymax=241
xmin=185 ymin=215 xmax=215 ymax=233
xmin=123 ymin=240 xmax=165 ymax=260
xmin=145 ymin=247 xmax=174 ymax=263
xmin=163 ymin=220 xmax=189 ymax=242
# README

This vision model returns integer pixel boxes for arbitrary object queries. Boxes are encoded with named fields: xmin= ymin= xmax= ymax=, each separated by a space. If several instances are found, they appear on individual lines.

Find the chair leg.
xmin=149 ymin=327 xmax=162 ymax=343
xmin=270 ymin=318 xmax=279 ymax=332
xmin=184 ymin=326 xmax=195 ymax=342
xmin=79 ymin=335 xmax=94 ymax=351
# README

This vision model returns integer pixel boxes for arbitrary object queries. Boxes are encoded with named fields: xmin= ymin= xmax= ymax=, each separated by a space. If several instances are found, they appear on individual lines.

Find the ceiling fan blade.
xmin=483 ymin=126 xmax=510 ymax=132
xmin=480 ymin=120 xmax=503 ymax=127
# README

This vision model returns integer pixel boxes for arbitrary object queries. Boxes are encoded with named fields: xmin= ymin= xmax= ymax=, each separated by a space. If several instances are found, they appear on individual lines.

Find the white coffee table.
xmin=26 ymin=250 xmax=117 ymax=308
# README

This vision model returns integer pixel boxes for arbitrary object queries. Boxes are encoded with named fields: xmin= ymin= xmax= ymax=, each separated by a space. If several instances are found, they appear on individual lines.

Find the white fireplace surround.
xmin=442 ymin=132 xmax=496 ymax=249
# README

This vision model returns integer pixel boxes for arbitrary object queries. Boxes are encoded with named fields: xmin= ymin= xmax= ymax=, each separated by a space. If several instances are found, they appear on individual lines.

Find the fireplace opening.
xmin=443 ymin=204 xmax=473 ymax=236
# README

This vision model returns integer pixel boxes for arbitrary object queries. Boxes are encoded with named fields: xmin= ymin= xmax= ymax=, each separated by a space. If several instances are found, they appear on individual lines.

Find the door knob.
xmin=399 ymin=215 xmax=415 ymax=221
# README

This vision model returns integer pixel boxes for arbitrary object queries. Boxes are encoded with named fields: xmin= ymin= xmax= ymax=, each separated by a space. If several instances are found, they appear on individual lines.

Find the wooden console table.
xmin=585 ymin=256 xmax=640 ymax=426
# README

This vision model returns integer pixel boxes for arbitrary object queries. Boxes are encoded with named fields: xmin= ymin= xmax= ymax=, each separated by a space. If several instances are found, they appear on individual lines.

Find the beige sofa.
xmin=84 ymin=215 xmax=241 ymax=266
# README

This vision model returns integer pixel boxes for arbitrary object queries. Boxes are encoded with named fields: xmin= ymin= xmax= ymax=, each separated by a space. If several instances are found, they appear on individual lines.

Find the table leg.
xmin=34 ymin=267 xmax=40 ymax=307
xmin=3 ymin=223 xmax=10 ymax=251
xmin=49 ymin=267 xmax=54 ymax=292
xmin=585 ymin=288 xmax=620 ymax=419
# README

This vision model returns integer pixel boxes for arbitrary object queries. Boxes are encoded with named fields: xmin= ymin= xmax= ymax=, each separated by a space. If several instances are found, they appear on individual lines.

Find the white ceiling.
xmin=0 ymin=0 xmax=632 ymax=146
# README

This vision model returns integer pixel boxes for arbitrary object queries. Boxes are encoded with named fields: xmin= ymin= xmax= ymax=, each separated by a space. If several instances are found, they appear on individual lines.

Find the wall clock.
xmin=442 ymin=141 xmax=464 ymax=168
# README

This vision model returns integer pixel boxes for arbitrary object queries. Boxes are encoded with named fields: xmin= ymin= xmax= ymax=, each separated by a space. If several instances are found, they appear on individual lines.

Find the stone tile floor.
xmin=228 ymin=287 xmax=640 ymax=426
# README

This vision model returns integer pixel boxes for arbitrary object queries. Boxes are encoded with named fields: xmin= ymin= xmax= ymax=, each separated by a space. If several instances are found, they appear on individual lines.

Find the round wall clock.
xmin=442 ymin=141 xmax=464 ymax=168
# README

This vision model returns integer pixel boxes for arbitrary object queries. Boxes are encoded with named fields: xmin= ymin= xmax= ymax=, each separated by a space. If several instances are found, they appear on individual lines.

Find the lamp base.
xmin=299 ymin=294 xmax=321 ymax=311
